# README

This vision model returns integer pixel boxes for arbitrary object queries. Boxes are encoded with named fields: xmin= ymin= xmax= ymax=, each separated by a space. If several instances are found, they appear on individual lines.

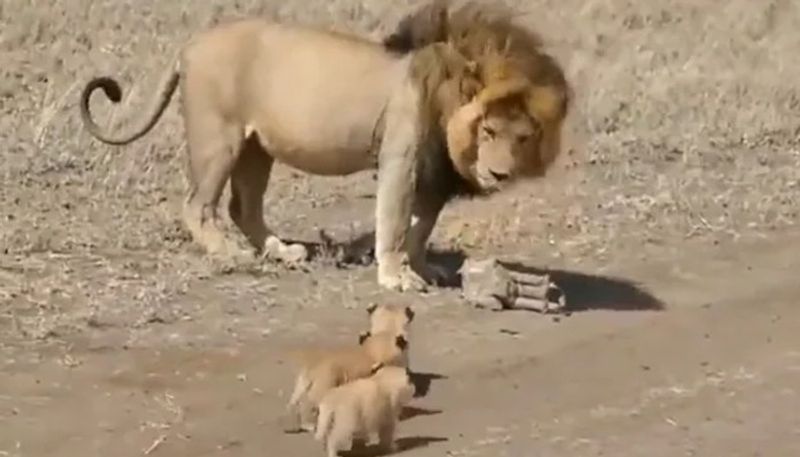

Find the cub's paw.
xmin=351 ymin=437 xmax=368 ymax=450
xmin=278 ymin=412 xmax=306 ymax=434
xmin=380 ymin=440 xmax=398 ymax=454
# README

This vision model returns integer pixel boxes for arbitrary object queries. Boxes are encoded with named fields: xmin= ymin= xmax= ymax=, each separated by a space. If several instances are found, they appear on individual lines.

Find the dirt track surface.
xmin=1 ymin=0 xmax=799 ymax=456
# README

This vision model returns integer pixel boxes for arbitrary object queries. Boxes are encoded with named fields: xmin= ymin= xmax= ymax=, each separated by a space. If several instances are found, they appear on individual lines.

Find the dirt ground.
xmin=1 ymin=0 xmax=800 ymax=456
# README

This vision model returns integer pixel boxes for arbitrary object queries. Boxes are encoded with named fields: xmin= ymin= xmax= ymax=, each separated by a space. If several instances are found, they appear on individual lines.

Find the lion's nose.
xmin=490 ymin=170 xmax=510 ymax=181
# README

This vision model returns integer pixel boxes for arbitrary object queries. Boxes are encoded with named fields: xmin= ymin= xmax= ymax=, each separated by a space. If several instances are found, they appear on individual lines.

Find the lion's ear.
xmin=526 ymin=84 xmax=568 ymax=125
xmin=366 ymin=303 xmax=378 ymax=315
xmin=358 ymin=331 xmax=371 ymax=344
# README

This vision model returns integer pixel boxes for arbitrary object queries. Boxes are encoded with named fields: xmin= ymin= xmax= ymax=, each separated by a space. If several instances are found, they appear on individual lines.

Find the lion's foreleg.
xmin=407 ymin=195 xmax=449 ymax=286
xmin=374 ymin=84 xmax=429 ymax=292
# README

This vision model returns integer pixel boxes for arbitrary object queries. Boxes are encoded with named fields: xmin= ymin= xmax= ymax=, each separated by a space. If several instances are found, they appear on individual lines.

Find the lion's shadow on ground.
xmin=442 ymin=254 xmax=665 ymax=313
xmin=297 ymin=234 xmax=664 ymax=313
xmin=494 ymin=260 xmax=666 ymax=312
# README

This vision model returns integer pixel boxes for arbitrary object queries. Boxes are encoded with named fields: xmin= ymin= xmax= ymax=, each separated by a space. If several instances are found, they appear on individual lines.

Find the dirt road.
xmin=1 ymin=0 xmax=799 ymax=455
xmin=3 ymin=229 xmax=799 ymax=457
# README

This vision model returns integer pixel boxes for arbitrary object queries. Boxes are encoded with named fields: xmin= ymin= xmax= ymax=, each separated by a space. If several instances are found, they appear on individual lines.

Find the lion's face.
xmin=471 ymin=102 xmax=540 ymax=192
xmin=445 ymin=77 xmax=567 ymax=195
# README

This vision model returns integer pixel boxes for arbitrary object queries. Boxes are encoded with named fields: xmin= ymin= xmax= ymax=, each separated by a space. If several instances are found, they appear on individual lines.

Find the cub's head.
xmin=366 ymin=303 xmax=414 ymax=338
xmin=370 ymin=365 xmax=417 ymax=405
xmin=358 ymin=330 xmax=409 ymax=368
xmin=447 ymin=73 xmax=569 ymax=194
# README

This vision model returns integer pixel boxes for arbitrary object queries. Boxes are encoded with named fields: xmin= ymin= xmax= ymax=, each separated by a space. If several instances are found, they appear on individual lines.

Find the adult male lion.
xmin=79 ymin=2 xmax=570 ymax=292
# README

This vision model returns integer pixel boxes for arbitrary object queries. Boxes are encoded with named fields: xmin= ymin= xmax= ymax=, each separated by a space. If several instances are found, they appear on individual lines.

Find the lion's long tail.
xmin=79 ymin=55 xmax=181 ymax=146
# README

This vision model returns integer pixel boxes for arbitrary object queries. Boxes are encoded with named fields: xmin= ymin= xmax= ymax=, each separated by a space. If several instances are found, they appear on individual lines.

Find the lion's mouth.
xmin=476 ymin=171 xmax=509 ymax=194
xmin=477 ymin=177 xmax=499 ymax=191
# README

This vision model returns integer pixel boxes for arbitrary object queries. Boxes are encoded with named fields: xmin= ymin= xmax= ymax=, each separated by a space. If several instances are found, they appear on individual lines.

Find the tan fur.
xmin=284 ymin=331 xmax=408 ymax=432
xmin=79 ymin=8 xmax=569 ymax=291
xmin=366 ymin=303 xmax=414 ymax=338
xmin=365 ymin=303 xmax=415 ymax=367
xmin=314 ymin=366 xmax=416 ymax=457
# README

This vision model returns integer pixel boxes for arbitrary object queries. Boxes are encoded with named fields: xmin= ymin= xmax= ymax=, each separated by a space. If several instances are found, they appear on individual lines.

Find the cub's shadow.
xmin=399 ymin=405 xmax=442 ymax=422
xmin=339 ymin=436 xmax=449 ymax=457
xmin=401 ymin=371 xmax=446 ymax=421
xmin=408 ymin=371 xmax=447 ymax=399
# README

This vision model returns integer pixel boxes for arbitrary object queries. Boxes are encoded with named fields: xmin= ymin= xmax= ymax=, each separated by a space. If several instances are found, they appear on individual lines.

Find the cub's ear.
xmin=404 ymin=306 xmax=415 ymax=322
xmin=358 ymin=331 xmax=371 ymax=344
xmin=395 ymin=335 xmax=409 ymax=350
xmin=366 ymin=303 xmax=378 ymax=315
xmin=370 ymin=362 xmax=385 ymax=375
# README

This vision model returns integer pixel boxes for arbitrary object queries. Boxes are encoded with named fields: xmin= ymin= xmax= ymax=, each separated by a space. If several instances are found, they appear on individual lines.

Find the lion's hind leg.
xmin=181 ymin=97 xmax=251 ymax=261
xmin=228 ymin=134 xmax=275 ymax=254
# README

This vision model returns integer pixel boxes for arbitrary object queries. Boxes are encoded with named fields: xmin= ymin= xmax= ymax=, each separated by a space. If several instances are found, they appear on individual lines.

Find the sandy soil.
xmin=1 ymin=0 xmax=799 ymax=456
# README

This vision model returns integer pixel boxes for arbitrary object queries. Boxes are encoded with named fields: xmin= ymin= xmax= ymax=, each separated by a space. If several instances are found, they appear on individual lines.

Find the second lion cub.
xmin=314 ymin=365 xmax=416 ymax=457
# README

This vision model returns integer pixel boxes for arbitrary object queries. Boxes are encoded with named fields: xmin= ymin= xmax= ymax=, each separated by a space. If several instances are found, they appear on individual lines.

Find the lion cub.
xmin=366 ymin=303 xmax=414 ymax=337
xmin=314 ymin=365 xmax=416 ymax=457
xmin=365 ymin=303 xmax=415 ymax=368
xmin=284 ymin=331 xmax=408 ymax=432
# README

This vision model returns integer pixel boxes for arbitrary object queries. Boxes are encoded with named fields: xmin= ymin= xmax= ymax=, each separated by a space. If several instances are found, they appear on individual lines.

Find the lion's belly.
xmin=261 ymin=136 xmax=376 ymax=176
xmin=249 ymin=106 xmax=381 ymax=175
xmin=243 ymin=26 xmax=409 ymax=176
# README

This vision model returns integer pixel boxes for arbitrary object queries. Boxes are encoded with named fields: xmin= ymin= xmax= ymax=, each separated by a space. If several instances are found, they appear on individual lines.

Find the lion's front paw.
xmin=414 ymin=261 xmax=455 ymax=288
xmin=378 ymin=255 xmax=429 ymax=292
xmin=379 ymin=269 xmax=429 ymax=292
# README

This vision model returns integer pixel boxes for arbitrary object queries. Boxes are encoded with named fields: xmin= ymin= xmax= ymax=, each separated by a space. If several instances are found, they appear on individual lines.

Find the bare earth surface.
xmin=1 ymin=0 xmax=799 ymax=456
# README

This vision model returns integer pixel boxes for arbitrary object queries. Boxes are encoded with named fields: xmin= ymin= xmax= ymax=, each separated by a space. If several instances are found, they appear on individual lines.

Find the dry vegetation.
xmin=1 ymin=0 xmax=798 ymax=358
xmin=2 ymin=1 xmax=800 ymax=456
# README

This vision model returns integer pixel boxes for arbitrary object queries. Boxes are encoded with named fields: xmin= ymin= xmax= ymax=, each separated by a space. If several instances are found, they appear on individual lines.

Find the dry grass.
xmin=1 ymin=0 xmax=799 ymax=344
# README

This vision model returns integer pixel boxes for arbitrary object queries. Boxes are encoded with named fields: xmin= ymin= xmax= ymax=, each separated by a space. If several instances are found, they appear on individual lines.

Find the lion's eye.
xmin=518 ymin=134 xmax=532 ymax=144
xmin=482 ymin=126 xmax=496 ymax=138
